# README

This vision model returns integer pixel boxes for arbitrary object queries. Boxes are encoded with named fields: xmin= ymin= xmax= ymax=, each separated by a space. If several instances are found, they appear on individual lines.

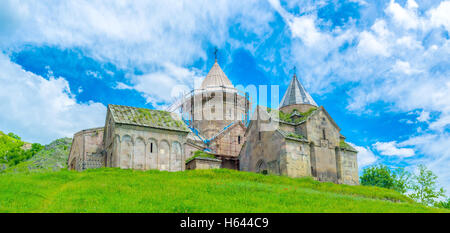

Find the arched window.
xmin=238 ymin=135 xmax=241 ymax=144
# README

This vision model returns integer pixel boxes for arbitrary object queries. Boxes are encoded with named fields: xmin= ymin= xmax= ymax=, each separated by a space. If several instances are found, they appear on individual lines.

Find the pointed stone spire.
xmin=280 ymin=73 xmax=317 ymax=108
xmin=200 ymin=50 xmax=234 ymax=89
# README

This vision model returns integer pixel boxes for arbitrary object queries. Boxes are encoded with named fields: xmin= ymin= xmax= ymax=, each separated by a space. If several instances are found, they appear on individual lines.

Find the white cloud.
xmin=86 ymin=70 xmax=101 ymax=79
xmin=0 ymin=0 xmax=274 ymax=68
xmin=130 ymin=62 xmax=203 ymax=107
xmin=371 ymin=19 xmax=390 ymax=38
xmin=428 ymin=1 xmax=450 ymax=32
xmin=392 ymin=60 xmax=420 ymax=75
xmin=348 ymin=142 xmax=378 ymax=168
xmin=357 ymin=31 xmax=390 ymax=57
xmin=357 ymin=20 xmax=392 ymax=57
xmin=288 ymin=15 xmax=325 ymax=47
xmin=416 ymin=111 xmax=430 ymax=122
xmin=385 ymin=0 xmax=420 ymax=30
xmin=268 ymin=0 xmax=328 ymax=47
xmin=407 ymin=0 xmax=419 ymax=9
xmin=113 ymin=82 xmax=133 ymax=90
xmin=373 ymin=141 xmax=415 ymax=157
xmin=0 ymin=53 xmax=106 ymax=144
xmin=395 ymin=36 xmax=422 ymax=50
xmin=429 ymin=113 xmax=450 ymax=131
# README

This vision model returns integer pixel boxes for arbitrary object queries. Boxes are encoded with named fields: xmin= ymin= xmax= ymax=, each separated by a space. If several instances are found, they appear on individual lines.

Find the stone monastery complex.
xmin=68 ymin=56 xmax=359 ymax=185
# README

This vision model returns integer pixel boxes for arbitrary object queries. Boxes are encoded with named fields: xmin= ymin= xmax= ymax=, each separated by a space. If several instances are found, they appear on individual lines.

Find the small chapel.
xmin=68 ymin=55 xmax=359 ymax=185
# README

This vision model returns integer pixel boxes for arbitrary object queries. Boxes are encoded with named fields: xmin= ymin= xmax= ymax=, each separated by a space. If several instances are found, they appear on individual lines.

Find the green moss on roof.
xmin=286 ymin=132 xmax=305 ymax=140
xmin=279 ymin=110 xmax=292 ymax=122
xmin=276 ymin=129 xmax=307 ymax=142
xmin=340 ymin=139 xmax=356 ymax=151
xmin=268 ymin=107 xmax=317 ymax=124
xmin=109 ymin=104 xmax=189 ymax=132
xmin=185 ymin=150 xmax=217 ymax=163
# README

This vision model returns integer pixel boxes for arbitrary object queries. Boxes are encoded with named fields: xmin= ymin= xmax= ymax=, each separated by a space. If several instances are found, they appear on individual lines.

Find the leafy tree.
xmin=0 ymin=131 xmax=43 ymax=167
xmin=7 ymin=132 xmax=21 ymax=140
xmin=360 ymin=164 xmax=395 ymax=189
xmin=360 ymin=164 xmax=411 ymax=194
xmin=391 ymin=167 xmax=412 ymax=194
xmin=409 ymin=165 xmax=446 ymax=206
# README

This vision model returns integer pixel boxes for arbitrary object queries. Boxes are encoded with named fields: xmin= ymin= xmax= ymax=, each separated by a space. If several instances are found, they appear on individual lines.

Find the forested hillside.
xmin=0 ymin=131 xmax=71 ymax=173
xmin=0 ymin=131 xmax=43 ymax=170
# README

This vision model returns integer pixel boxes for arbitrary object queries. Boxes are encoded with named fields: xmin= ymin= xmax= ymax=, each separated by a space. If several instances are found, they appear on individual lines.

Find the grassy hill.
xmin=0 ymin=168 xmax=448 ymax=213
xmin=3 ymin=138 xmax=72 ymax=173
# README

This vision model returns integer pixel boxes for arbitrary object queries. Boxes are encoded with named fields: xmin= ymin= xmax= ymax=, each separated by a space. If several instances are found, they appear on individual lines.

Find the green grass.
xmin=0 ymin=168 xmax=448 ymax=213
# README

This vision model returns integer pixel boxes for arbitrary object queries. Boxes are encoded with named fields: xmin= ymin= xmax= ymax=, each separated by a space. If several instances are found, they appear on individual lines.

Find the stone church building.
xmin=68 ymin=57 xmax=359 ymax=185
xmin=239 ymin=74 xmax=359 ymax=185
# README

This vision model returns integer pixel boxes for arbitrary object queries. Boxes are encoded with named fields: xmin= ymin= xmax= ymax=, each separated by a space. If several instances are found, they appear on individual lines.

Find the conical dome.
xmin=280 ymin=74 xmax=317 ymax=107
xmin=200 ymin=60 xmax=234 ymax=89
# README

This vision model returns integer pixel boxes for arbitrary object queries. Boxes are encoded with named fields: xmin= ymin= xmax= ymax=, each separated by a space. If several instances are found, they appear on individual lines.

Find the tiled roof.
xmin=280 ymin=74 xmax=317 ymax=107
xmin=108 ymin=104 xmax=189 ymax=133
xmin=200 ymin=61 xmax=234 ymax=89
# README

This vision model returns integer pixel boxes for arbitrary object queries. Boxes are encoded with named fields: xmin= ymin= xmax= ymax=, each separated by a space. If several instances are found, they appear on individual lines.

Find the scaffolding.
xmin=166 ymin=85 xmax=252 ymax=152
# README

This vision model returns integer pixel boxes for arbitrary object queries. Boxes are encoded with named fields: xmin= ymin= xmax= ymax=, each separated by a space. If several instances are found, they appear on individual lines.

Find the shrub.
xmin=360 ymin=164 xmax=411 ymax=194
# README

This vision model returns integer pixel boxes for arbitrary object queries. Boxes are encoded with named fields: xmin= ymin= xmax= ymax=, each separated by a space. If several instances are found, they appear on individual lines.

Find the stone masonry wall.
xmin=239 ymin=116 xmax=286 ymax=175
xmin=68 ymin=127 xmax=104 ymax=171
xmin=184 ymin=141 xmax=205 ymax=162
xmin=209 ymin=123 xmax=246 ymax=157
xmin=185 ymin=157 xmax=221 ymax=170
xmin=305 ymin=108 xmax=340 ymax=183
xmin=84 ymin=153 xmax=105 ymax=169
xmin=340 ymin=149 xmax=359 ymax=185
xmin=285 ymin=140 xmax=311 ymax=178
xmin=108 ymin=124 xmax=188 ymax=171
xmin=182 ymin=90 xmax=249 ymax=148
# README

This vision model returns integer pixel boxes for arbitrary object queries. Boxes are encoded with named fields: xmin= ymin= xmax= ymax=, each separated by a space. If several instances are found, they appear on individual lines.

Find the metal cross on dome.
xmin=214 ymin=47 xmax=218 ymax=61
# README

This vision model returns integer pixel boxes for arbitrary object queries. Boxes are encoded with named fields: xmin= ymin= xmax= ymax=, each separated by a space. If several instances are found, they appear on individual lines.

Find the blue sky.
xmin=0 ymin=0 xmax=449 ymax=193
